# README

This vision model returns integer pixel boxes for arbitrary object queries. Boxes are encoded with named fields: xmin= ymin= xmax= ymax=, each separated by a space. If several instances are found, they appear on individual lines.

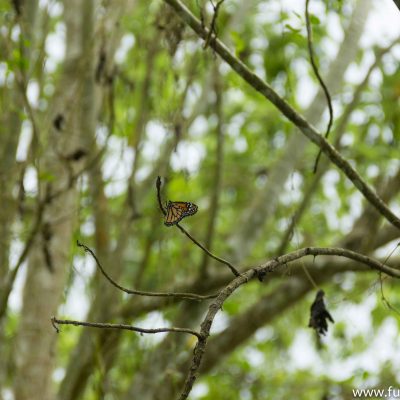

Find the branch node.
xmin=51 ymin=316 xmax=60 ymax=333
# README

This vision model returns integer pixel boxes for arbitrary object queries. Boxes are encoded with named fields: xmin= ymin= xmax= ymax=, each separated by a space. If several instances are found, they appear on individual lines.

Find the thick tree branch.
xmin=200 ymin=267 xmax=334 ymax=374
xmin=202 ymin=251 xmax=400 ymax=373
xmin=163 ymin=0 xmax=400 ymax=232
xmin=393 ymin=0 xmax=400 ymax=12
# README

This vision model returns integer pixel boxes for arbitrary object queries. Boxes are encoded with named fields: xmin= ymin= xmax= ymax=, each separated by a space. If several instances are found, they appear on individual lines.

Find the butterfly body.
xmin=164 ymin=201 xmax=198 ymax=226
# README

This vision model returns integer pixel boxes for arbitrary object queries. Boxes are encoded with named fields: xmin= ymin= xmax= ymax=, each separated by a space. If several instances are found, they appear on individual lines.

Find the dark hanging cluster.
xmin=308 ymin=289 xmax=334 ymax=336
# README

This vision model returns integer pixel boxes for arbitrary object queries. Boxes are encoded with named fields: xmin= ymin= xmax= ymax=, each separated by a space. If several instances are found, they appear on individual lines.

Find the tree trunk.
xmin=13 ymin=1 xmax=96 ymax=399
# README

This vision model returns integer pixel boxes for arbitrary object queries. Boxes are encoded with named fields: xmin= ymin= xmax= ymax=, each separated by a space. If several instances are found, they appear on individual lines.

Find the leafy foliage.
xmin=1 ymin=0 xmax=400 ymax=399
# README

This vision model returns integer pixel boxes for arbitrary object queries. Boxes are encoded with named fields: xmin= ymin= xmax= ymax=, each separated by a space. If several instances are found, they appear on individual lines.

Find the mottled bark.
xmin=13 ymin=1 xmax=96 ymax=399
xmin=0 ymin=1 xmax=39 ymax=396
xmin=0 ymin=0 xmax=39 ymax=308
xmin=58 ymin=2 xmax=138 ymax=398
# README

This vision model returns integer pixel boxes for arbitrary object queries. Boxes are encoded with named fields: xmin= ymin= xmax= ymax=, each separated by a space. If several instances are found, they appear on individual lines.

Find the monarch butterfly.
xmin=164 ymin=201 xmax=198 ymax=226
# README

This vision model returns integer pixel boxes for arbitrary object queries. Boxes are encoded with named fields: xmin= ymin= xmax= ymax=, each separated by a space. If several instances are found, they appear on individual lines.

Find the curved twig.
xmin=176 ymin=225 xmax=240 ymax=276
xmin=51 ymin=317 xmax=202 ymax=339
xmin=77 ymin=241 xmax=217 ymax=301
xmin=156 ymin=175 xmax=167 ymax=215
xmin=305 ymin=0 xmax=334 ymax=173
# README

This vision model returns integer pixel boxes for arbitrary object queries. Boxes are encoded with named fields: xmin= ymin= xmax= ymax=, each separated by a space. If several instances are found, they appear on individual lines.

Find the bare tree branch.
xmin=77 ymin=240 xmax=217 ymax=301
xmin=51 ymin=317 xmax=202 ymax=339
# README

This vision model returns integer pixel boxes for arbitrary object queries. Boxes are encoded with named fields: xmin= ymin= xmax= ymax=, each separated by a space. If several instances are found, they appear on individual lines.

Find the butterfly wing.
xmin=164 ymin=201 xmax=198 ymax=226
xmin=164 ymin=201 xmax=186 ymax=226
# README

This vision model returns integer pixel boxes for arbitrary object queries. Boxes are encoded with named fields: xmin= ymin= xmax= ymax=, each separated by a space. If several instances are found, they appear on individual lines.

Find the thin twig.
xmin=305 ymin=0 xmax=334 ymax=173
xmin=156 ymin=177 xmax=241 ymax=276
xmin=377 ymin=242 xmax=400 ymax=316
xmin=156 ymin=176 xmax=167 ymax=215
xmin=77 ymin=240 xmax=217 ymax=301
xmin=0 ymin=201 xmax=45 ymax=320
xmin=163 ymin=0 xmax=400 ymax=232
xmin=379 ymin=273 xmax=400 ymax=316
xmin=176 ymin=225 xmax=240 ymax=277
xmin=382 ymin=241 xmax=400 ymax=266
xmin=200 ymin=66 xmax=224 ymax=277
xmin=51 ymin=317 xmax=202 ymax=339
xmin=277 ymin=171 xmax=323 ymax=254
xmin=203 ymin=0 xmax=225 ymax=49
xmin=300 ymin=259 xmax=318 ymax=289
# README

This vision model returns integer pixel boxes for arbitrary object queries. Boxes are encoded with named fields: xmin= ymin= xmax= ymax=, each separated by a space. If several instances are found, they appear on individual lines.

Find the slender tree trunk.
xmin=57 ymin=2 xmax=140 ymax=399
xmin=0 ymin=2 xmax=39 ymax=397
xmin=13 ymin=1 xmax=96 ymax=399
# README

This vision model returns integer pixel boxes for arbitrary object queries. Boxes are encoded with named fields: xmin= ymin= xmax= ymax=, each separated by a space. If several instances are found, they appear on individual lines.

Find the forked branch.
xmin=178 ymin=246 xmax=400 ymax=399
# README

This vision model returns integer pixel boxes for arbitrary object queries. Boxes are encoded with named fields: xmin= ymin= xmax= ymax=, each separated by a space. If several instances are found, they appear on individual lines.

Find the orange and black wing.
xmin=164 ymin=201 xmax=198 ymax=226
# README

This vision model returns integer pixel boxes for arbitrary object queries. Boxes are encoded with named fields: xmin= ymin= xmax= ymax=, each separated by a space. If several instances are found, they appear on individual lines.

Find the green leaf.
xmin=309 ymin=14 xmax=321 ymax=25
xmin=285 ymin=23 xmax=302 ymax=33
xmin=230 ymin=30 xmax=246 ymax=55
